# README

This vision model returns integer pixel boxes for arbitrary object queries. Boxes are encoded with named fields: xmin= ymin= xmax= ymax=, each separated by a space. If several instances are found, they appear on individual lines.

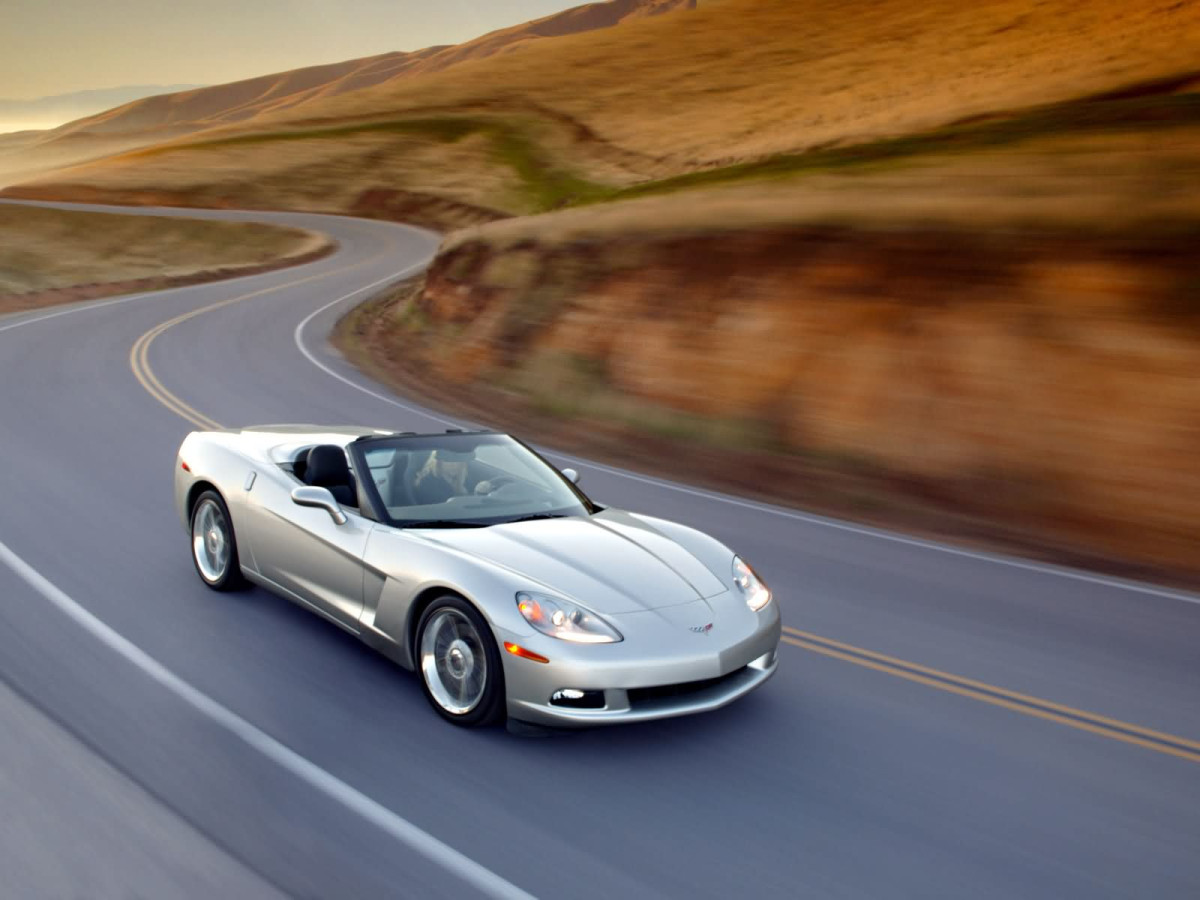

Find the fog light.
xmin=550 ymin=688 xmax=605 ymax=709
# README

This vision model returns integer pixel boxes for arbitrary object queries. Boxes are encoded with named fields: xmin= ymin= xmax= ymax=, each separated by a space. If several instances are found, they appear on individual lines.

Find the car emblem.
xmin=689 ymin=623 xmax=713 ymax=634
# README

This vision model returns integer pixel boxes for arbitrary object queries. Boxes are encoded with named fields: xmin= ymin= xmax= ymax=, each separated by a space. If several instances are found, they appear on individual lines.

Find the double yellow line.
xmin=124 ymin=243 xmax=1199 ymax=767
xmin=783 ymin=625 xmax=1200 ymax=764
xmin=130 ymin=308 xmax=224 ymax=430
xmin=129 ymin=237 xmax=391 ymax=431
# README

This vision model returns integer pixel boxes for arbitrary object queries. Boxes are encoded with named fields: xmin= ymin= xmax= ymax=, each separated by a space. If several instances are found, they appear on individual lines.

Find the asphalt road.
xmin=1 ymin=199 xmax=1198 ymax=899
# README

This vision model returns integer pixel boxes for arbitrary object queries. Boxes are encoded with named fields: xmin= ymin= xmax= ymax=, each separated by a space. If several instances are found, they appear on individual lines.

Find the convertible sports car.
xmin=175 ymin=426 xmax=780 ymax=728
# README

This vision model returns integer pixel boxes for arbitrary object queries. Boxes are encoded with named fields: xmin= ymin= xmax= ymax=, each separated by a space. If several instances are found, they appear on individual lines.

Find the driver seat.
xmin=303 ymin=445 xmax=357 ymax=507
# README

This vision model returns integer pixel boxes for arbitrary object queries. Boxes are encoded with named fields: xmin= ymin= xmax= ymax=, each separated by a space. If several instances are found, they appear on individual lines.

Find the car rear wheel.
xmin=190 ymin=490 xmax=245 ymax=592
xmin=416 ymin=595 xmax=505 ymax=727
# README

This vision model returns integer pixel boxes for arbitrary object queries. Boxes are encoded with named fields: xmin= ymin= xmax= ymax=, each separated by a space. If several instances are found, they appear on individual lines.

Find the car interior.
xmin=282 ymin=440 xmax=578 ymax=524
xmin=290 ymin=444 xmax=360 ymax=508
xmin=286 ymin=444 xmax=462 ymax=511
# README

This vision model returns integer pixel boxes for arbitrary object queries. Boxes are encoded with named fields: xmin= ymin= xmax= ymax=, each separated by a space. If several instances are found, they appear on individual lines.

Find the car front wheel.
xmin=416 ymin=595 xmax=506 ymax=727
xmin=190 ymin=490 xmax=245 ymax=592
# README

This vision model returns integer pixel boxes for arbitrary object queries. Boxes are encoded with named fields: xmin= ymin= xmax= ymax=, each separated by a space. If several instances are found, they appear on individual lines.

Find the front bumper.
xmin=502 ymin=603 xmax=782 ymax=727
xmin=508 ymin=648 xmax=778 ymax=726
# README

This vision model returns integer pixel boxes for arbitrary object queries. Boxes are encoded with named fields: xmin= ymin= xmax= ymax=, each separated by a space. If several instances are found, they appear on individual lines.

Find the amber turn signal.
xmin=504 ymin=642 xmax=549 ymax=663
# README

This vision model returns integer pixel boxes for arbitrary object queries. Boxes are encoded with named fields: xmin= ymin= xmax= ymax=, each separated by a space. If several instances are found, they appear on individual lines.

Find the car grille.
xmin=626 ymin=666 xmax=748 ymax=707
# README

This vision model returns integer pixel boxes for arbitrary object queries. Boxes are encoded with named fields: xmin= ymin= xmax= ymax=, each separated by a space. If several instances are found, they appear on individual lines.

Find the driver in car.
xmin=413 ymin=446 xmax=515 ymax=504
xmin=412 ymin=448 xmax=476 ymax=504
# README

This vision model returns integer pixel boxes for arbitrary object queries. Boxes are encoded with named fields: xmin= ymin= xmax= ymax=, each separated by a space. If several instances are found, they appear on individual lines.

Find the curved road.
xmin=1 ymin=200 xmax=1198 ymax=899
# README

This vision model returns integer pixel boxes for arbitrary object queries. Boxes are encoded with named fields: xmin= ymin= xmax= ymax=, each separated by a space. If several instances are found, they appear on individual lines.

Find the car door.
xmin=241 ymin=467 xmax=368 ymax=629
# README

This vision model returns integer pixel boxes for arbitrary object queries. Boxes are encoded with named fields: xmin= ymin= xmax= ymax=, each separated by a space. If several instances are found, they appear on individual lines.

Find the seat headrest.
xmin=305 ymin=445 xmax=351 ymax=487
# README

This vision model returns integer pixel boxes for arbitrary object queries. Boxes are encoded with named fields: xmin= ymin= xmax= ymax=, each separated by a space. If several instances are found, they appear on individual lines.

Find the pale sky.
xmin=0 ymin=0 xmax=584 ymax=100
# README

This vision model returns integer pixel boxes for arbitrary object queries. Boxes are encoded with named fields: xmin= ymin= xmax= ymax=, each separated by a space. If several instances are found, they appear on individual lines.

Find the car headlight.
xmin=516 ymin=591 xmax=622 ymax=643
xmin=732 ymin=555 xmax=771 ymax=611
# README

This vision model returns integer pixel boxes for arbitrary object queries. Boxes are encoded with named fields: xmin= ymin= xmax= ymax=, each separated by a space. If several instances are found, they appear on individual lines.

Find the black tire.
xmin=415 ymin=595 xmax=506 ymax=728
xmin=189 ymin=490 xmax=246 ymax=592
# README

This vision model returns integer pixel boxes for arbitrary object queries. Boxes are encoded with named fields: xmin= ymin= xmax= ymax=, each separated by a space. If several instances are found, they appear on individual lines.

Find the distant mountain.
xmin=0 ymin=85 xmax=204 ymax=134
xmin=27 ymin=0 xmax=695 ymax=143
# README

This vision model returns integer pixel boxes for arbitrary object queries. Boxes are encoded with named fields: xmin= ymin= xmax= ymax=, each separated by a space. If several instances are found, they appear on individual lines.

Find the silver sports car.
xmin=175 ymin=425 xmax=780 ymax=728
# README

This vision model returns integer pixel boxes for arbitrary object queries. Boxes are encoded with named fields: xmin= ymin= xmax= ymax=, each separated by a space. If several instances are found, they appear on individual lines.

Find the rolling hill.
xmin=7 ymin=0 xmax=1197 ymax=220
xmin=0 ymin=84 xmax=203 ymax=135
xmin=0 ymin=0 xmax=694 ymax=186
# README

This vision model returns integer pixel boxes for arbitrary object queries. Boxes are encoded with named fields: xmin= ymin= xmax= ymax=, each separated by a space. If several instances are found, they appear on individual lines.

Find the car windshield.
xmin=349 ymin=432 xmax=595 ymax=528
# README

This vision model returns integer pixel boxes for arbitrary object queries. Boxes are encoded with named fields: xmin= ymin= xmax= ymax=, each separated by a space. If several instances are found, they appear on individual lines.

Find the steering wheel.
xmin=474 ymin=475 xmax=517 ymax=496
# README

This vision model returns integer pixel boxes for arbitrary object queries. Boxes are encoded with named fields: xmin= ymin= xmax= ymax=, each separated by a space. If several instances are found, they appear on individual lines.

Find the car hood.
xmin=416 ymin=509 xmax=728 ymax=614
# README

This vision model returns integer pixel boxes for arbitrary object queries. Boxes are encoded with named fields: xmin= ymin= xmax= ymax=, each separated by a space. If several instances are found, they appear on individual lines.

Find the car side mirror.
xmin=562 ymin=467 xmax=580 ymax=485
xmin=291 ymin=486 xmax=347 ymax=525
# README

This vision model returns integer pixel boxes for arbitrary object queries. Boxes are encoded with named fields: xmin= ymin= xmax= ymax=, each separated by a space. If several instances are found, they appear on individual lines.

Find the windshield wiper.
xmin=402 ymin=519 xmax=489 ymax=529
xmin=505 ymin=513 xmax=571 ymax=524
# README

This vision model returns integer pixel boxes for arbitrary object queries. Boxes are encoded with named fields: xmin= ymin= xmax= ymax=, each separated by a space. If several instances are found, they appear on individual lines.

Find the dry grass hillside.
xmin=343 ymin=82 xmax=1198 ymax=579
xmin=246 ymin=0 xmax=1200 ymax=163
xmin=0 ymin=0 xmax=693 ymax=188
xmin=41 ymin=0 xmax=694 ymax=139
xmin=9 ymin=0 xmax=1198 ymax=226
xmin=0 ymin=205 xmax=325 ymax=314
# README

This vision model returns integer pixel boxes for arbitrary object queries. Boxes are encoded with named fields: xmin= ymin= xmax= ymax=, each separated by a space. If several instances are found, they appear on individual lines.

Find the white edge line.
xmin=294 ymin=265 xmax=1200 ymax=608
xmin=0 ymin=213 xmax=534 ymax=895
xmin=293 ymin=262 xmax=462 ymax=431
xmin=0 ymin=286 xmax=168 ymax=335
xmin=0 ymin=537 xmax=536 ymax=900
